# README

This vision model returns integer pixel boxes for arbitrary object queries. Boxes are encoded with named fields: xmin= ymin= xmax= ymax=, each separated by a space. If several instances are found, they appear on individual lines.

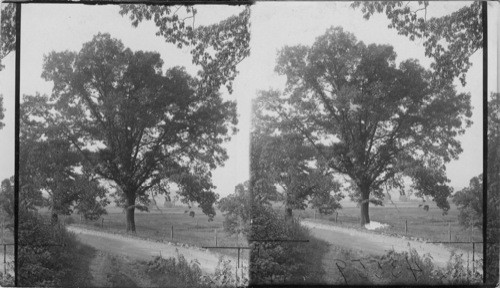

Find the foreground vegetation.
xmin=146 ymin=253 xmax=248 ymax=287
xmin=18 ymin=209 xmax=95 ymax=287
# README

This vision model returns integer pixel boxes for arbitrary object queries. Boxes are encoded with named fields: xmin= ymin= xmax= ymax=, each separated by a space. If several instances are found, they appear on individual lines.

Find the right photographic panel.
xmin=245 ymin=1 xmax=497 ymax=285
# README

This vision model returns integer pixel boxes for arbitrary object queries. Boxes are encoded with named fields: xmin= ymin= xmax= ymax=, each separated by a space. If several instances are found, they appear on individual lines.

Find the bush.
xmin=249 ymin=204 xmax=327 ymax=285
xmin=63 ymin=216 xmax=75 ymax=225
xmin=18 ymin=209 xmax=86 ymax=286
xmin=146 ymin=251 xmax=204 ymax=288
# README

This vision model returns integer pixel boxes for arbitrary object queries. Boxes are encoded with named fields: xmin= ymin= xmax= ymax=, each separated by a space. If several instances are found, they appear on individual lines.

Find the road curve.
xmin=302 ymin=220 xmax=481 ymax=269
xmin=67 ymin=226 xmax=248 ymax=276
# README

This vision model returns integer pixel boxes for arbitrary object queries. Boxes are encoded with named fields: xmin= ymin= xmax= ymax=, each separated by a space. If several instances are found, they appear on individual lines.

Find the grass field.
xmin=62 ymin=206 xmax=248 ymax=259
xmin=292 ymin=200 xmax=483 ymax=253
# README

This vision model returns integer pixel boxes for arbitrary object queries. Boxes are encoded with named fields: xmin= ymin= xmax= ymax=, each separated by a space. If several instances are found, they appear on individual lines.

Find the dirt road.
xmin=302 ymin=220 xmax=481 ymax=269
xmin=67 ymin=226 xmax=248 ymax=277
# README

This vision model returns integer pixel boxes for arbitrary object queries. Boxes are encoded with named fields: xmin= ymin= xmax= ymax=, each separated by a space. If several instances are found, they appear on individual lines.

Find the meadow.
xmin=62 ymin=205 xmax=248 ymax=259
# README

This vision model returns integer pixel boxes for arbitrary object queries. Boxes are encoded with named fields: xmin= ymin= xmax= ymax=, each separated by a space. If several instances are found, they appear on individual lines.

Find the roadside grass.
xmin=293 ymin=201 xmax=482 ymax=252
xmin=61 ymin=241 xmax=96 ymax=287
xmin=319 ymin=240 xmax=482 ymax=285
xmin=52 ymin=206 xmax=248 ymax=260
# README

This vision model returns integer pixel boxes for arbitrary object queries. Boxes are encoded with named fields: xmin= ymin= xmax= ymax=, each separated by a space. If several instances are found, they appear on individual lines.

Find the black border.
xmin=482 ymin=1 xmax=488 ymax=285
xmin=14 ymin=2 xmax=21 ymax=287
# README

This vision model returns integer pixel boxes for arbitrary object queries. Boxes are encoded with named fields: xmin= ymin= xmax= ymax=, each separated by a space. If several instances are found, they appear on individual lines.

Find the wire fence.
xmin=59 ymin=214 xmax=248 ymax=258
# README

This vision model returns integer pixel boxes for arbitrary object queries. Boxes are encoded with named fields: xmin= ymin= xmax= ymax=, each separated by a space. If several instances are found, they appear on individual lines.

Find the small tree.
xmin=453 ymin=174 xmax=482 ymax=228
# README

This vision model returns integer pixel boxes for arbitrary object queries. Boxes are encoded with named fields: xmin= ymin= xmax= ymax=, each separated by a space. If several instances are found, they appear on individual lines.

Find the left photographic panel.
xmin=0 ymin=2 xmax=16 ymax=286
xmin=19 ymin=3 xmax=251 ymax=287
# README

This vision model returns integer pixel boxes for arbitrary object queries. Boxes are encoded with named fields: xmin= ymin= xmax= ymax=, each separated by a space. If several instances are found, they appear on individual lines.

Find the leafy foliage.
xmin=453 ymin=174 xmax=482 ymax=228
xmin=18 ymin=209 xmax=89 ymax=286
xmin=262 ymin=26 xmax=471 ymax=224
xmin=486 ymin=92 xmax=500 ymax=283
xmin=351 ymin=1 xmax=482 ymax=86
xmin=249 ymin=204 xmax=325 ymax=285
xmin=119 ymin=5 xmax=251 ymax=94
xmin=218 ymin=181 xmax=252 ymax=235
xmin=147 ymin=253 xmax=203 ymax=288
xmin=20 ymin=94 xmax=109 ymax=219
xmin=0 ymin=95 xmax=4 ymax=130
xmin=252 ymin=100 xmax=343 ymax=217
xmin=0 ymin=3 xmax=16 ymax=71
xmin=0 ymin=177 xmax=14 ymax=218
xmin=200 ymin=256 xmax=249 ymax=287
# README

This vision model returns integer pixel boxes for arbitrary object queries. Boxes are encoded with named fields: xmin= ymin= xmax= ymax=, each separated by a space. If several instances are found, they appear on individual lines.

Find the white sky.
xmin=0 ymin=1 xmax=497 ymax=199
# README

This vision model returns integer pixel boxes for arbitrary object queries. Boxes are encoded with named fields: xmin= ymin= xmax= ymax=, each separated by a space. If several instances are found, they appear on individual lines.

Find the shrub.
xmin=146 ymin=251 xmax=204 ymax=288
xmin=63 ymin=216 xmax=75 ymax=225
xmin=18 ymin=209 xmax=84 ymax=286
xmin=249 ymin=204 xmax=327 ymax=285
xmin=201 ymin=256 xmax=249 ymax=287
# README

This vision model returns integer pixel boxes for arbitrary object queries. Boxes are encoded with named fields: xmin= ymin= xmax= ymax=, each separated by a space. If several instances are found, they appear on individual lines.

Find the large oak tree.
xmin=41 ymin=33 xmax=239 ymax=232
xmin=260 ymin=27 xmax=472 ymax=226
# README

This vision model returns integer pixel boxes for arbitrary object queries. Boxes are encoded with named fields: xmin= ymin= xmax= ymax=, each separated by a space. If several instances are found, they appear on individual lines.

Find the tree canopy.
xmin=453 ymin=174 xmax=482 ymax=228
xmin=252 ymin=94 xmax=343 ymax=217
xmin=41 ymin=33 xmax=238 ymax=231
xmin=260 ymin=27 xmax=472 ymax=225
xmin=119 ymin=5 xmax=251 ymax=94
xmin=20 ymin=94 xmax=110 ymax=219
xmin=0 ymin=3 xmax=16 ymax=71
xmin=351 ymin=1 xmax=482 ymax=86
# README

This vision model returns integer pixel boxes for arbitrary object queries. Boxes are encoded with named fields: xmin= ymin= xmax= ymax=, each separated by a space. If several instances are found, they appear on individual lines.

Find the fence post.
xmin=171 ymin=225 xmax=174 ymax=240
xmin=3 ymin=244 xmax=6 ymax=276
xmin=470 ymin=223 xmax=473 ymax=242
xmin=314 ymin=210 xmax=316 ymax=220
xmin=335 ymin=212 xmax=338 ymax=223
xmin=405 ymin=220 xmax=408 ymax=235
xmin=237 ymin=247 xmax=240 ymax=268
xmin=215 ymin=229 xmax=218 ymax=246
xmin=448 ymin=222 xmax=451 ymax=242
xmin=101 ymin=218 xmax=104 ymax=228
xmin=472 ymin=242 xmax=475 ymax=273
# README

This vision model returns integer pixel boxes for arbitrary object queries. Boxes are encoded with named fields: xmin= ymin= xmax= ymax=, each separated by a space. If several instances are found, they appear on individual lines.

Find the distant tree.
xmin=251 ymin=102 xmax=343 ymax=219
xmin=20 ymin=94 xmax=109 ymax=219
xmin=351 ymin=1 xmax=482 ymax=86
xmin=453 ymin=174 xmax=482 ymax=228
xmin=0 ymin=177 xmax=14 ymax=218
xmin=0 ymin=96 xmax=4 ymax=130
xmin=218 ymin=182 xmax=252 ymax=235
xmin=41 ymin=33 xmax=238 ymax=232
xmin=263 ymin=27 xmax=472 ymax=226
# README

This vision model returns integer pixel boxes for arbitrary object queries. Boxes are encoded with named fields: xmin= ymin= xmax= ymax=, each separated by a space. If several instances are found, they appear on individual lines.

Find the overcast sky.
xmin=0 ymin=1 xmax=498 ymax=199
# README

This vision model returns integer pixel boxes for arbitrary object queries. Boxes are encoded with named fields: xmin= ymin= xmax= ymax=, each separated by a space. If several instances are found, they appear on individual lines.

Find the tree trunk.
xmin=125 ymin=194 xmax=136 ymax=233
xmin=285 ymin=203 xmax=293 ymax=220
xmin=360 ymin=185 xmax=370 ymax=226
